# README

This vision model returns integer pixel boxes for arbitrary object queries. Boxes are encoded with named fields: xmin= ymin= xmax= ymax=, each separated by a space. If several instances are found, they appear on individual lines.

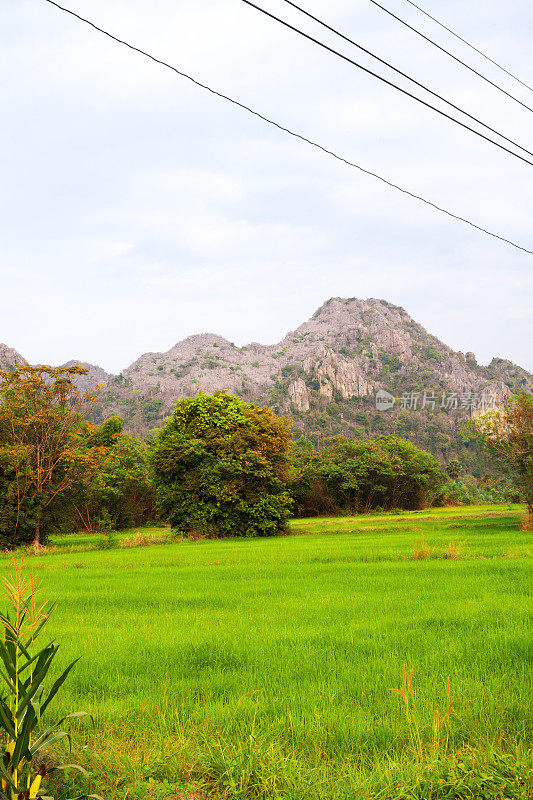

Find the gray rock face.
xmin=1 ymin=299 xmax=531 ymax=436
xmin=111 ymin=297 xmax=529 ymax=415
xmin=0 ymin=344 xmax=26 ymax=370
xmin=60 ymin=360 xmax=111 ymax=391
xmin=288 ymin=378 xmax=310 ymax=412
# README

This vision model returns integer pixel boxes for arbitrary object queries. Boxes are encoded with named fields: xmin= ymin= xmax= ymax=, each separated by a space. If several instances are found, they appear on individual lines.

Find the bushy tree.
xmin=470 ymin=393 xmax=533 ymax=523
xmin=291 ymin=435 xmax=444 ymax=516
xmin=76 ymin=417 xmax=156 ymax=531
xmin=151 ymin=393 xmax=292 ymax=537
xmin=0 ymin=366 xmax=104 ymax=547
xmin=436 ymin=474 xmax=522 ymax=507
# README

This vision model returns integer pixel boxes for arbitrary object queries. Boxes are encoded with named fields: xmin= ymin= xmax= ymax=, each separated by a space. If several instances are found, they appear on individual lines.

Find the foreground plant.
xmin=0 ymin=560 xmax=100 ymax=800
xmin=390 ymin=666 xmax=454 ymax=760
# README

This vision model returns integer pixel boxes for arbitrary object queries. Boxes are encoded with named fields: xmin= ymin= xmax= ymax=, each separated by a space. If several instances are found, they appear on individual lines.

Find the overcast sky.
xmin=1 ymin=0 xmax=532 ymax=373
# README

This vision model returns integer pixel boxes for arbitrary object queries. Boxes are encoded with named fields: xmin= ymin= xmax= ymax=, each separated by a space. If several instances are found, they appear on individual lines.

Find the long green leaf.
xmin=16 ymin=649 xmax=57 ymax=720
xmin=31 ymin=729 xmax=70 ymax=757
xmin=29 ymin=723 xmax=58 ymax=754
xmin=0 ymin=668 xmax=14 ymax=693
xmin=50 ymin=763 xmax=88 ymax=776
xmin=12 ymin=702 xmax=35 ymax=766
xmin=0 ymin=697 xmax=16 ymax=738
xmin=40 ymin=658 xmax=81 ymax=717
xmin=0 ymin=639 xmax=17 ymax=682
xmin=18 ymin=647 xmax=56 ymax=701
xmin=66 ymin=795 xmax=104 ymax=800
xmin=30 ymin=711 xmax=91 ymax=756
xmin=23 ymin=606 xmax=55 ymax=650
xmin=30 ymin=692 xmax=43 ymax=724
xmin=14 ymin=635 xmax=33 ymax=665
xmin=0 ymin=757 xmax=17 ymax=791
xmin=17 ymin=638 xmax=56 ymax=675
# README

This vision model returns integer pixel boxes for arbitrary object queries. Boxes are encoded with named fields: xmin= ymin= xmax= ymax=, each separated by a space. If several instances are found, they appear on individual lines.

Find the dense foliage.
xmin=291 ymin=435 xmax=445 ymax=516
xmin=0 ymin=360 xmax=525 ymax=544
xmin=76 ymin=416 xmax=157 ymax=532
xmin=0 ymin=365 xmax=155 ymax=547
xmin=151 ymin=393 xmax=293 ymax=537
xmin=438 ymin=474 xmax=522 ymax=507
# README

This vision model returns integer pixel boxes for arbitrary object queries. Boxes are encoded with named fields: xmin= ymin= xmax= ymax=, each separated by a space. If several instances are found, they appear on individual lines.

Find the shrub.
xmin=151 ymin=393 xmax=293 ymax=538
xmin=82 ymin=421 xmax=157 ymax=531
xmin=291 ymin=435 xmax=444 ymax=516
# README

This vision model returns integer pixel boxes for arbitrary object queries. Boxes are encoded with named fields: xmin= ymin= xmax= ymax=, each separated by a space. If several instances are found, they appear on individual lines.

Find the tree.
xmin=151 ymin=393 xmax=292 ymax=537
xmin=0 ymin=365 xmax=104 ymax=547
xmin=76 ymin=417 xmax=156 ymax=532
xmin=470 ymin=393 xmax=533 ymax=524
xmin=291 ymin=435 xmax=444 ymax=516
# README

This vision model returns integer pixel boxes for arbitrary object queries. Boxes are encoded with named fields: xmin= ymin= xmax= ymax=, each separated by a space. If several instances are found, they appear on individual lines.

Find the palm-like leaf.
xmin=0 ymin=561 xmax=96 ymax=800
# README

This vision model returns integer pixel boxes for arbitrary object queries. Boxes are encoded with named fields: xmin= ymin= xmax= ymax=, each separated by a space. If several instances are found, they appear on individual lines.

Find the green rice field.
xmin=5 ymin=505 xmax=532 ymax=799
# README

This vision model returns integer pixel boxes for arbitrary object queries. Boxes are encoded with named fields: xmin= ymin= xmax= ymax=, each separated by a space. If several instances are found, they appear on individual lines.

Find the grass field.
xmin=4 ymin=505 xmax=532 ymax=799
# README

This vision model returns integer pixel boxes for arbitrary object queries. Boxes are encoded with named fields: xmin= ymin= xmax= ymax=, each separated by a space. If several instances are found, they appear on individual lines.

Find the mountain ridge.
xmin=1 ymin=298 xmax=530 ymax=468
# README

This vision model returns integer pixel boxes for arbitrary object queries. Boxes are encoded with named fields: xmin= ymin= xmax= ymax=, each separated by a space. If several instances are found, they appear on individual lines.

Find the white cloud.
xmin=0 ymin=0 xmax=531 ymax=373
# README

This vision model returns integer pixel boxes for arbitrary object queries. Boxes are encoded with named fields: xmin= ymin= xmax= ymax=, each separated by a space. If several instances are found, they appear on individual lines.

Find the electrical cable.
xmin=368 ymin=0 xmax=533 ymax=115
xmin=41 ymin=0 xmax=533 ymax=256
xmin=240 ymin=0 xmax=533 ymax=167
xmin=401 ymin=0 xmax=533 ymax=95
xmin=277 ymin=0 xmax=533 ymax=160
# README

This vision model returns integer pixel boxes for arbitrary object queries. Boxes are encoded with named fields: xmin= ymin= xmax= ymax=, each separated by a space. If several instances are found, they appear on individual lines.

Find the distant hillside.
xmin=0 ymin=344 xmax=26 ymax=371
xmin=1 ymin=298 xmax=531 ymax=472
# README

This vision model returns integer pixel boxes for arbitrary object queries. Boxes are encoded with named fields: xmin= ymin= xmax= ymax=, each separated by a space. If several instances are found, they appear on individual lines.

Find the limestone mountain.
xmin=61 ymin=360 xmax=111 ymax=391
xmin=103 ymin=296 xmax=527 ymax=406
xmin=0 ymin=344 xmax=26 ymax=371
xmin=1 ymin=298 xmax=531 ymax=471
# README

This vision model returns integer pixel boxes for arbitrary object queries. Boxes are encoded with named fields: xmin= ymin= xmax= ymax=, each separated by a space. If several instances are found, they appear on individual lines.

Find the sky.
xmin=1 ymin=0 xmax=532 ymax=373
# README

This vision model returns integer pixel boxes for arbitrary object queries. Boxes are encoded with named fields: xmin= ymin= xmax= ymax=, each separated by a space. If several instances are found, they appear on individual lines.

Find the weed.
xmin=120 ymin=531 xmax=173 ymax=548
xmin=96 ymin=532 xmax=117 ymax=550
xmin=389 ymin=667 xmax=454 ymax=760
xmin=409 ymin=539 xmax=434 ymax=559
xmin=442 ymin=540 xmax=463 ymax=559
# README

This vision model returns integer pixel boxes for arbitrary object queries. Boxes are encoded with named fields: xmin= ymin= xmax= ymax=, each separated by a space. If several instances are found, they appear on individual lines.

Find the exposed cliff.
xmin=2 ymin=298 xmax=531 ymax=470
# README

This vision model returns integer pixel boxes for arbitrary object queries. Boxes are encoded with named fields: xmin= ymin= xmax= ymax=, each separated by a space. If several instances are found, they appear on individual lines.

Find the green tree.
xmin=76 ymin=418 xmax=156 ymax=532
xmin=0 ymin=365 xmax=104 ymax=547
xmin=151 ymin=393 xmax=292 ymax=537
xmin=470 ymin=393 xmax=533 ymax=523
xmin=291 ymin=435 xmax=444 ymax=516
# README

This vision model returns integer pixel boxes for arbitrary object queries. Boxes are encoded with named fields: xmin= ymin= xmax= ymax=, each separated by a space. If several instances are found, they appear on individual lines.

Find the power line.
xmin=401 ymin=0 xmax=533 ymax=95
xmin=240 ymin=0 xmax=533 ymax=168
xmin=278 ymin=0 xmax=533 ymax=161
xmin=41 ymin=0 xmax=533 ymax=256
xmin=368 ymin=0 xmax=533 ymax=115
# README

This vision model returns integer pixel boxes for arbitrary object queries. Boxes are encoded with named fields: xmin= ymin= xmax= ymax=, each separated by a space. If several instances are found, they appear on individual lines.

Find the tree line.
xmin=0 ymin=365 xmax=530 ymax=547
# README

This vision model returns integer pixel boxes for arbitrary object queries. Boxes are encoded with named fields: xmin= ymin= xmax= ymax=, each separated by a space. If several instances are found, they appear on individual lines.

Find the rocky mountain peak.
xmin=0 ymin=344 xmax=26 ymax=371
xmin=61 ymin=360 xmax=111 ymax=390
xmin=1 ymin=300 xmax=530 ymax=448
